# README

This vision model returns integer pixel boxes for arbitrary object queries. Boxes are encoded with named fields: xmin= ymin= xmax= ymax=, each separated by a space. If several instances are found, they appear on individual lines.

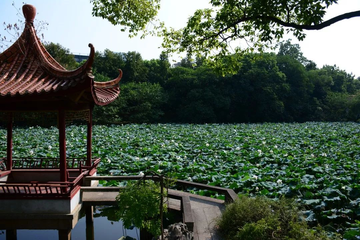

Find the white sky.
xmin=0 ymin=0 xmax=359 ymax=77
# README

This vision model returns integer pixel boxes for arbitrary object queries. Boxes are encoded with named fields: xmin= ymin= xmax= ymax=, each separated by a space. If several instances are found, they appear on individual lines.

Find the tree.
xmin=276 ymin=51 xmax=314 ymax=121
xmin=321 ymin=65 xmax=358 ymax=94
xmin=122 ymin=51 xmax=148 ymax=83
xmin=234 ymin=53 xmax=288 ymax=122
xmin=177 ymin=66 xmax=231 ymax=123
xmin=277 ymin=39 xmax=308 ymax=65
xmin=324 ymin=92 xmax=351 ymax=121
xmin=349 ymin=93 xmax=360 ymax=122
xmin=144 ymin=52 xmax=170 ymax=85
xmin=93 ymin=82 xmax=167 ymax=124
xmin=91 ymin=0 xmax=360 ymax=74
xmin=179 ymin=56 xmax=193 ymax=69
xmin=91 ymin=0 xmax=161 ymax=38
xmin=93 ymin=49 xmax=125 ymax=79
xmin=163 ymin=67 xmax=198 ymax=121
xmin=44 ymin=42 xmax=78 ymax=70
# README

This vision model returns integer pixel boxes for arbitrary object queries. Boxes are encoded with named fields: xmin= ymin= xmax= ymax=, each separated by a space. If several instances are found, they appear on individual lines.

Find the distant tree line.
xmin=45 ymin=41 xmax=360 ymax=124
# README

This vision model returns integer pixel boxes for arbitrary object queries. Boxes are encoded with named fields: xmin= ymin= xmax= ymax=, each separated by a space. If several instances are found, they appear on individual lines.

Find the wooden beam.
xmin=59 ymin=109 xmax=67 ymax=182
xmin=58 ymin=229 xmax=71 ymax=240
xmin=0 ymin=101 xmax=91 ymax=112
xmin=6 ymin=229 xmax=17 ymax=240
xmin=6 ymin=112 xmax=13 ymax=170
xmin=86 ymin=221 xmax=95 ymax=240
xmin=86 ymin=106 xmax=93 ymax=166
xmin=85 ymin=205 xmax=94 ymax=225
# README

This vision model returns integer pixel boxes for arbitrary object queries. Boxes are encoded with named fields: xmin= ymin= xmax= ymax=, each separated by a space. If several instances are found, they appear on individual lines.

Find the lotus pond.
xmin=1 ymin=122 xmax=360 ymax=237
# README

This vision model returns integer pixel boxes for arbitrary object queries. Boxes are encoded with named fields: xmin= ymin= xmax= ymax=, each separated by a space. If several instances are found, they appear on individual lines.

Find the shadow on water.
xmin=0 ymin=206 xmax=140 ymax=240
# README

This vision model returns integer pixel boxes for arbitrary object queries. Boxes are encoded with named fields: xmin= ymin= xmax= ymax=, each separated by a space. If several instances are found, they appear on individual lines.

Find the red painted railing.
xmin=0 ymin=181 xmax=72 ymax=195
xmin=0 ymin=157 xmax=101 ymax=170
xmin=0 ymin=171 xmax=88 ymax=199
xmin=0 ymin=158 xmax=101 ymax=198
xmin=0 ymin=159 xmax=5 ymax=171
xmin=10 ymin=157 xmax=87 ymax=169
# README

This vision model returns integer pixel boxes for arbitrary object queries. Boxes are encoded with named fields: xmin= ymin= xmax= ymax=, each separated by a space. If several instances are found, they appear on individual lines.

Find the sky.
xmin=0 ymin=0 xmax=359 ymax=77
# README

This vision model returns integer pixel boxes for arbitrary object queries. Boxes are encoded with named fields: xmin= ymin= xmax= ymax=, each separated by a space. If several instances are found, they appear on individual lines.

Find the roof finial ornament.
xmin=22 ymin=4 xmax=36 ymax=23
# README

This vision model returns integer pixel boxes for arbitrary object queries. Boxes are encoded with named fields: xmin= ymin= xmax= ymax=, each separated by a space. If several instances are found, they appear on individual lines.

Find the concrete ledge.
xmin=0 ymin=190 xmax=81 ymax=214
xmin=166 ymin=190 xmax=195 ymax=231
xmin=81 ymin=186 xmax=122 ymax=192
xmin=0 ymin=204 xmax=81 ymax=230
xmin=181 ymin=196 xmax=194 ymax=231
xmin=82 ymin=190 xmax=119 ymax=206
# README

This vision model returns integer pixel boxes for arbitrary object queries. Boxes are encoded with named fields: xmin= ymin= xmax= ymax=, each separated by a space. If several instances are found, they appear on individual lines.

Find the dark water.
xmin=0 ymin=206 xmax=139 ymax=240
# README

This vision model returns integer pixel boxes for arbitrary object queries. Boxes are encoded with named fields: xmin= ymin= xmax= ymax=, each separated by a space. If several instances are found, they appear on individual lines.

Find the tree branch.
xmin=264 ymin=10 xmax=360 ymax=30
xmin=190 ymin=10 xmax=360 ymax=49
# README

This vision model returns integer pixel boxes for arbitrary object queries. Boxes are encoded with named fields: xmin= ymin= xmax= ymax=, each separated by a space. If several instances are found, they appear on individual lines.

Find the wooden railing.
xmin=0 ymin=181 xmax=73 ymax=195
xmin=0 ymin=157 xmax=101 ymax=170
xmin=11 ymin=157 xmax=86 ymax=169
xmin=0 ymin=158 xmax=101 ymax=198
xmin=0 ymin=159 xmax=5 ymax=171
xmin=84 ymin=175 xmax=239 ymax=203
xmin=0 ymin=171 xmax=88 ymax=199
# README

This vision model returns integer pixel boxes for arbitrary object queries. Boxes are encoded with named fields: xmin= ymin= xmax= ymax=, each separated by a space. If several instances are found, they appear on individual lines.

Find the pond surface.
xmin=0 ymin=206 xmax=140 ymax=240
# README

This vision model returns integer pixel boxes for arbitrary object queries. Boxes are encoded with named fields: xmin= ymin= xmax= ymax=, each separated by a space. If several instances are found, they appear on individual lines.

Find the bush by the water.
xmin=115 ymin=180 xmax=167 ymax=237
xmin=217 ymin=195 xmax=341 ymax=240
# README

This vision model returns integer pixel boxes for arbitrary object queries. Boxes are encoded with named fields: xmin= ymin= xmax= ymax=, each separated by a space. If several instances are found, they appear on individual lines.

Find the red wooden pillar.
xmin=86 ymin=107 xmax=93 ymax=166
xmin=59 ymin=109 xmax=67 ymax=182
xmin=6 ymin=112 xmax=13 ymax=170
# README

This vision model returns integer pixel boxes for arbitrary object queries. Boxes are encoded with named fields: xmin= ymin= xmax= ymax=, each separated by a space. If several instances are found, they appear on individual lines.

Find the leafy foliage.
xmin=93 ymin=82 xmax=167 ymax=124
xmin=89 ymin=0 xmax=360 ymax=74
xmin=44 ymin=42 xmax=78 ymax=70
xmin=115 ymin=180 xmax=167 ymax=236
xmin=122 ymin=51 xmax=149 ymax=83
xmin=91 ymin=0 xmax=161 ymax=37
xmin=277 ymin=39 xmax=309 ymax=66
xmin=217 ymin=195 xmax=341 ymax=240
xmin=89 ymin=45 xmax=360 ymax=124
xmin=94 ymin=49 xmax=125 ymax=80
xmin=3 ymin=122 xmax=360 ymax=237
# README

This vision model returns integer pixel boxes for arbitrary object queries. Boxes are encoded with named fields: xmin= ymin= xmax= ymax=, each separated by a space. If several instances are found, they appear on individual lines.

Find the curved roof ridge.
xmin=92 ymin=69 xmax=122 ymax=106
xmin=94 ymin=69 xmax=122 ymax=88
xmin=27 ymin=24 xmax=95 ymax=78
xmin=0 ymin=4 xmax=121 ymax=108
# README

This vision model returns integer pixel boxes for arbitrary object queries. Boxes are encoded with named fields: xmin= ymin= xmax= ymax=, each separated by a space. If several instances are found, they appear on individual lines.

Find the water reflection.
xmin=0 ymin=206 xmax=139 ymax=240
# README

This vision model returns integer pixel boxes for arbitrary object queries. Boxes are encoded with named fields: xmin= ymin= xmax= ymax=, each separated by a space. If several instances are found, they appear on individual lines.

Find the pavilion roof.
xmin=0 ymin=4 xmax=121 ymax=111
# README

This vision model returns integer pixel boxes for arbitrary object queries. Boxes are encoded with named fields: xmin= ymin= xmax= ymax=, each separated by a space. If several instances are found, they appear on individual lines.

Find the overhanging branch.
xmin=265 ymin=10 xmax=360 ymax=30
xmin=196 ymin=10 xmax=360 ymax=45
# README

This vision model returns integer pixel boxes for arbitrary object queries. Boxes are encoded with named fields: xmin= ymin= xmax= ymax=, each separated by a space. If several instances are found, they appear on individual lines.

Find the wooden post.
xmin=86 ymin=107 xmax=93 ymax=167
xmin=59 ymin=109 xmax=67 ymax=182
xmin=160 ymin=176 xmax=164 ymax=240
xmin=140 ymin=228 xmax=153 ymax=240
xmin=6 ymin=229 xmax=17 ymax=240
xmin=85 ymin=205 xmax=94 ymax=225
xmin=86 ymin=221 xmax=95 ymax=240
xmin=58 ymin=229 xmax=71 ymax=240
xmin=6 ymin=112 xmax=13 ymax=170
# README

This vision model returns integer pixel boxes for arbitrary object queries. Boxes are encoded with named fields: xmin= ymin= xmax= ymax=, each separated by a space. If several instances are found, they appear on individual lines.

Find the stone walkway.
xmin=82 ymin=187 xmax=226 ymax=240
xmin=188 ymin=196 xmax=224 ymax=240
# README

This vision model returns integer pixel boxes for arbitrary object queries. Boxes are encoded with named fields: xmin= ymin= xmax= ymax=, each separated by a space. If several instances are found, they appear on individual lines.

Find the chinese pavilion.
xmin=0 ymin=4 xmax=121 ymax=215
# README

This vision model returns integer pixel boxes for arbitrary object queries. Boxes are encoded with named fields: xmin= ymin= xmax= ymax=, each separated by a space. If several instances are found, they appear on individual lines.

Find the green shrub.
xmin=115 ymin=180 xmax=167 ymax=237
xmin=217 ymin=195 xmax=341 ymax=240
